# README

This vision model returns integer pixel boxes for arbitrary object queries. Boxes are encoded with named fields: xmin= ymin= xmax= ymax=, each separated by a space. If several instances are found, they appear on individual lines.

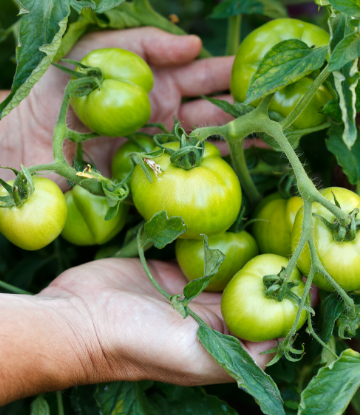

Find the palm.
xmin=2 ymin=27 xmax=234 ymax=188
xmin=42 ymin=258 xmax=276 ymax=386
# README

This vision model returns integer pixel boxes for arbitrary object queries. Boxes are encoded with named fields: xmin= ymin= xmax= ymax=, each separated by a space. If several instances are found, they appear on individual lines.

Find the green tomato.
xmin=221 ymin=254 xmax=307 ymax=342
xmin=131 ymin=141 xmax=242 ymax=239
xmin=0 ymin=177 xmax=67 ymax=251
xmin=61 ymin=185 xmax=129 ymax=246
xmin=112 ymin=135 xmax=156 ymax=182
xmin=71 ymin=48 xmax=153 ymax=137
xmin=176 ymin=231 xmax=258 ymax=292
xmin=292 ymin=187 xmax=360 ymax=291
xmin=252 ymin=192 xmax=303 ymax=257
xmin=231 ymin=18 xmax=332 ymax=129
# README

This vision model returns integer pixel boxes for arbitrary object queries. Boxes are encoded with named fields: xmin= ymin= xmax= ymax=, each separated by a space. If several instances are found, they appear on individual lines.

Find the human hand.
xmin=0 ymin=28 xmax=234 ymax=187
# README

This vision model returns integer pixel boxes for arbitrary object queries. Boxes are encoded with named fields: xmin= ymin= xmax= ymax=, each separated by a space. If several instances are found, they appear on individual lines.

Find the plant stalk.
xmin=226 ymin=15 xmax=241 ymax=56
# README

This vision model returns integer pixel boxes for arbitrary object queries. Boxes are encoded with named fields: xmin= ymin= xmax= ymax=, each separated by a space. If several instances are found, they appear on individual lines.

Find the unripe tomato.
xmin=176 ymin=231 xmax=258 ymax=292
xmin=131 ymin=142 xmax=242 ymax=239
xmin=0 ymin=177 xmax=67 ymax=251
xmin=252 ymin=192 xmax=303 ymax=257
xmin=71 ymin=48 xmax=153 ymax=137
xmin=111 ymin=136 xmax=156 ymax=182
xmin=221 ymin=254 xmax=307 ymax=342
xmin=292 ymin=187 xmax=360 ymax=291
xmin=61 ymin=185 xmax=129 ymax=246
xmin=231 ymin=18 xmax=332 ymax=129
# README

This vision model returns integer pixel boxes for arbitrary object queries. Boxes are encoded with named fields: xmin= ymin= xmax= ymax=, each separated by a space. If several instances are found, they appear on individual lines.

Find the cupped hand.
xmin=40 ymin=258 xmax=276 ymax=387
xmin=0 ymin=28 xmax=234 ymax=187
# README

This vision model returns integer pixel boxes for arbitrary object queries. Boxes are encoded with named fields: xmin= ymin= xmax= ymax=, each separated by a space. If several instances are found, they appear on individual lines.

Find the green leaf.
xmin=0 ymin=2 xmax=70 ymax=119
xmin=326 ymin=124 xmax=360 ymax=185
xmin=330 ymin=32 xmax=360 ymax=71
xmin=329 ymin=12 xmax=347 ymax=52
xmin=152 ymin=383 xmax=238 ymax=414
xmin=170 ymin=295 xmax=188 ymax=318
xmin=328 ymin=0 xmax=360 ymax=18
xmin=320 ymin=98 xmax=342 ymax=122
xmin=70 ymin=0 xmax=96 ymax=13
xmin=319 ymin=291 xmax=347 ymax=344
xmin=142 ymin=211 xmax=187 ymax=249
xmin=245 ymin=40 xmax=328 ymax=105
xmin=70 ymin=384 xmax=101 ymax=415
xmin=197 ymin=325 xmax=285 ymax=415
xmin=209 ymin=0 xmax=287 ymax=19
xmin=183 ymin=235 xmax=225 ymax=303
xmin=202 ymin=96 xmax=254 ymax=118
xmin=333 ymin=60 xmax=359 ymax=148
xmin=30 ymin=396 xmax=50 ymax=415
xmin=95 ymin=0 xmax=125 ymax=13
xmin=299 ymin=349 xmax=360 ymax=414
xmin=95 ymin=381 xmax=156 ymax=415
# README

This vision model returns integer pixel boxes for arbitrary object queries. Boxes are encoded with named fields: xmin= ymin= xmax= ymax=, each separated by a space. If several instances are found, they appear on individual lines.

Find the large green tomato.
xmin=112 ymin=136 xmax=156 ymax=182
xmin=61 ymin=185 xmax=129 ymax=246
xmin=221 ymin=254 xmax=307 ymax=342
xmin=131 ymin=142 xmax=242 ymax=239
xmin=176 ymin=231 xmax=258 ymax=292
xmin=292 ymin=187 xmax=360 ymax=291
xmin=252 ymin=192 xmax=303 ymax=257
xmin=231 ymin=18 xmax=332 ymax=129
xmin=71 ymin=48 xmax=153 ymax=137
xmin=0 ymin=177 xmax=67 ymax=251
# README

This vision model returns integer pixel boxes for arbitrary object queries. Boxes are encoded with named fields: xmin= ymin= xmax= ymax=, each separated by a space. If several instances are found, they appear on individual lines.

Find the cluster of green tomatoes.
xmin=1 ymin=18 xmax=360 ymax=344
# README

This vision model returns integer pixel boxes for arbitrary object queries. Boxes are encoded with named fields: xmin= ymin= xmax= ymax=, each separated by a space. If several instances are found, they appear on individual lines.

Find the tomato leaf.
xmin=197 ymin=325 xmax=285 ymax=415
xmin=244 ymin=40 xmax=328 ymax=105
xmin=299 ymin=349 xmax=360 ymax=414
xmin=328 ymin=0 xmax=360 ymax=18
xmin=329 ymin=32 xmax=360 ymax=71
xmin=0 ymin=1 xmax=70 ymax=120
xmin=319 ymin=291 xmax=347 ymax=344
xmin=333 ymin=60 xmax=359 ymax=148
xmin=142 ymin=211 xmax=187 ymax=249
xmin=201 ymin=95 xmax=254 ymax=118
xmin=326 ymin=125 xmax=360 ymax=185
xmin=70 ymin=385 xmax=100 ymax=415
xmin=182 ymin=235 xmax=225 ymax=303
xmin=320 ymin=98 xmax=342 ymax=122
xmin=94 ymin=381 xmax=155 ymax=415
xmin=30 ymin=396 xmax=50 ymax=415
xmin=209 ymin=0 xmax=287 ymax=19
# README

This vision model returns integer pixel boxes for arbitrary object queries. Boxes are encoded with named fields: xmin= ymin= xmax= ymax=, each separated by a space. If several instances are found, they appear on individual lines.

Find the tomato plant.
xmin=71 ymin=48 xmax=153 ymax=137
xmin=175 ymin=230 xmax=258 ymax=292
xmin=252 ymin=192 xmax=303 ymax=257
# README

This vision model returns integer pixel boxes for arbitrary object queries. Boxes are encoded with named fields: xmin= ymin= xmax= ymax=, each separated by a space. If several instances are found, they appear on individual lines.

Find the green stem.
xmin=0 ymin=280 xmax=32 ymax=295
xmin=56 ymin=391 xmax=64 ymax=415
xmin=76 ymin=143 xmax=83 ymax=164
xmin=115 ymin=237 xmax=153 ymax=258
xmin=356 ymin=180 xmax=360 ymax=197
xmin=228 ymin=140 xmax=262 ymax=206
xmin=306 ymin=313 xmax=338 ymax=359
xmin=281 ymin=65 xmax=330 ymax=130
xmin=226 ymin=15 xmax=241 ymax=56
xmin=137 ymin=228 xmax=171 ymax=301
xmin=67 ymin=129 xmax=99 ymax=143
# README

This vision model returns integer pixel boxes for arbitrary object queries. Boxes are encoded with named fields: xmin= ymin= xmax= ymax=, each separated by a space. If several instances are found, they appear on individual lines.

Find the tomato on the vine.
xmin=0 ymin=177 xmax=67 ymax=251
xmin=112 ymin=135 xmax=156 ymax=182
xmin=176 ymin=231 xmax=258 ymax=292
xmin=252 ymin=192 xmax=303 ymax=257
xmin=221 ymin=254 xmax=307 ymax=342
xmin=292 ymin=187 xmax=360 ymax=291
xmin=131 ymin=141 xmax=242 ymax=239
xmin=231 ymin=18 xmax=332 ymax=129
xmin=61 ymin=185 xmax=129 ymax=246
xmin=71 ymin=48 xmax=153 ymax=137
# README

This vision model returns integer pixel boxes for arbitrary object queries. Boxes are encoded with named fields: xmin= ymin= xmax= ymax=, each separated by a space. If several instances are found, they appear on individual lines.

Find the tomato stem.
xmin=226 ymin=15 xmax=241 ymax=56
xmin=0 ymin=280 xmax=32 ymax=295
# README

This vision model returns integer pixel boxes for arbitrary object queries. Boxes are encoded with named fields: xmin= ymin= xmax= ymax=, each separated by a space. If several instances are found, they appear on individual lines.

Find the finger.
xmin=173 ymin=56 xmax=235 ymax=97
xmin=179 ymin=94 xmax=234 ymax=131
xmin=70 ymin=27 xmax=202 ymax=67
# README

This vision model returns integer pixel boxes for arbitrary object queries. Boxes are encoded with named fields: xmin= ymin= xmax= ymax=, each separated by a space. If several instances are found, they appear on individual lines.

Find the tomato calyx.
xmin=261 ymin=335 xmax=305 ymax=366
xmin=154 ymin=123 xmax=205 ymax=170
xmin=312 ymin=192 xmax=360 ymax=243
xmin=0 ymin=165 xmax=34 ymax=208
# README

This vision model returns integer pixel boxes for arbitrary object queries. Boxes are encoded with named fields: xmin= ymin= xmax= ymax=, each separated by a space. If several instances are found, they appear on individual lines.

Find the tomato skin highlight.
xmin=231 ymin=18 xmax=332 ymax=129
xmin=176 ymin=231 xmax=259 ymax=292
xmin=252 ymin=192 xmax=303 ymax=257
xmin=221 ymin=254 xmax=307 ymax=342
xmin=291 ymin=187 xmax=360 ymax=291
xmin=61 ymin=185 xmax=129 ymax=246
xmin=71 ymin=48 xmax=153 ymax=137
xmin=131 ymin=141 xmax=242 ymax=239
xmin=0 ymin=177 xmax=67 ymax=251
xmin=112 ymin=136 xmax=156 ymax=182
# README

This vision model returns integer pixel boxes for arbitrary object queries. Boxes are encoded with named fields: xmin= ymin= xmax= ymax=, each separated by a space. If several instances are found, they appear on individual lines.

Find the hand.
xmin=0 ymin=28 xmax=234 ymax=188
xmin=0 ymin=258 xmax=276 ymax=405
